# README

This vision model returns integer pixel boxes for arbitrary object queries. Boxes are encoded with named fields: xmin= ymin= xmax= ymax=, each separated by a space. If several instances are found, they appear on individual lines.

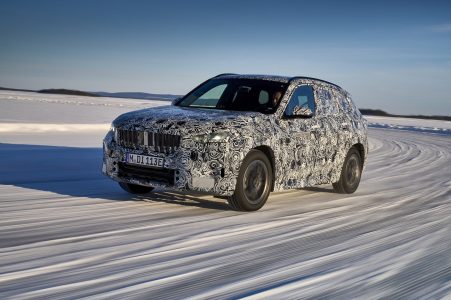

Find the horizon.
xmin=1 ymin=0 xmax=451 ymax=115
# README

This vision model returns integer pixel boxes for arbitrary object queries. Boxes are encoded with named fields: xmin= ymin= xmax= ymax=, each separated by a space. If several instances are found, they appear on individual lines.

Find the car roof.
xmin=214 ymin=73 xmax=343 ymax=90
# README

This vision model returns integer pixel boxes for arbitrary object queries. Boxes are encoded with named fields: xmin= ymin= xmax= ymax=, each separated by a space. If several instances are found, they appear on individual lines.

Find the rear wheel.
xmin=333 ymin=147 xmax=362 ymax=194
xmin=119 ymin=182 xmax=154 ymax=194
xmin=228 ymin=150 xmax=272 ymax=211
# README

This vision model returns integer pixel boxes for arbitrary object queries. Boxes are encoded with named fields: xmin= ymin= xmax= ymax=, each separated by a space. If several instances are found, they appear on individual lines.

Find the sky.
xmin=1 ymin=0 xmax=450 ymax=115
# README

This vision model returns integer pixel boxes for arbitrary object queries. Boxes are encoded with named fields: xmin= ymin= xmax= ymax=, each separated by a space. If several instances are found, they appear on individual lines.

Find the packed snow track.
xmin=0 ymin=91 xmax=450 ymax=299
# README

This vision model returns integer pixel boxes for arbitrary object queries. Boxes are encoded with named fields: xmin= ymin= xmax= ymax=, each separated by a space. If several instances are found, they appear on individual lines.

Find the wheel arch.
xmin=353 ymin=142 xmax=365 ymax=168
xmin=253 ymin=145 xmax=276 ymax=191
xmin=332 ymin=142 xmax=365 ymax=183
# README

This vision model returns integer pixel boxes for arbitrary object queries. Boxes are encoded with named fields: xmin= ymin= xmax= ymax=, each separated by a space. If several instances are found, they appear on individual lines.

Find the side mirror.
xmin=171 ymin=97 xmax=181 ymax=106
xmin=292 ymin=105 xmax=313 ymax=117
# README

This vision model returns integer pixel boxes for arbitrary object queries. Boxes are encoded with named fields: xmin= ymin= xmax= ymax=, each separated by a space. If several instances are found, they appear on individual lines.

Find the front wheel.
xmin=119 ymin=182 xmax=154 ymax=194
xmin=228 ymin=150 xmax=272 ymax=211
xmin=333 ymin=147 xmax=362 ymax=194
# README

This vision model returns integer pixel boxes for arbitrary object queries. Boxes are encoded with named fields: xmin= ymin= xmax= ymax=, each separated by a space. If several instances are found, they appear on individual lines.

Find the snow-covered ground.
xmin=0 ymin=91 xmax=450 ymax=299
xmin=366 ymin=115 xmax=451 ymax=136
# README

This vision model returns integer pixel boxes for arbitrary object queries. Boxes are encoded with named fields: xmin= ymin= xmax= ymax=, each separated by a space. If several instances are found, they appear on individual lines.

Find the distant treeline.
xmin=38 ymin=89 xmax=100 ymax=97
xmin=360 ymin=109 xmax=451 ymax=121
xmin=0 ymin=86 xmax=35 ymax=92
xmin=1 ymin=86 xmax=177 ymax=100
xmin=1 ymin=86 xmax=449 ymax=121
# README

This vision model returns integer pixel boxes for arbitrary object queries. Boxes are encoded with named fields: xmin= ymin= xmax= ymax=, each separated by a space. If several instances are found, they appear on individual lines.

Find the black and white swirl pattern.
xmin=103 ymin=75 xmax=368 ymax=196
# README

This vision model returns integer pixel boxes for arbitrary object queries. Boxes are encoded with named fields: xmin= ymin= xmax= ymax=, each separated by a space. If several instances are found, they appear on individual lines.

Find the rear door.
xmin=313 ymin=87 xmax=344 ymax=179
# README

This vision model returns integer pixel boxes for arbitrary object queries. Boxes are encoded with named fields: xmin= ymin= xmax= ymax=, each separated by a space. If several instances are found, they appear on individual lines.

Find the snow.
xmin=0 ymin=90 xmax=165 ymax=124
xmin=365 ymin=115 xmax=451 ymax=130
xmin=0 ymin=123 xmax=109 ymax=133
xmin=0 ymin=91 xmax=450 ymax=299
xmin=366 ymin=115 xmax=451 ymax=136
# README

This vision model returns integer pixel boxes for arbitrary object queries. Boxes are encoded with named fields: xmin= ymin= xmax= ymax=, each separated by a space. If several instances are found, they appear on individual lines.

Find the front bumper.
xmin=102 ymin=132 xmax=237 ymax=196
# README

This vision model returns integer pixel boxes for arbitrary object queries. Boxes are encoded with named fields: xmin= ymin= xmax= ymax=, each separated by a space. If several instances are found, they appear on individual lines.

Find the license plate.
xmin=125 ymin=153 xmax=164 ymax=168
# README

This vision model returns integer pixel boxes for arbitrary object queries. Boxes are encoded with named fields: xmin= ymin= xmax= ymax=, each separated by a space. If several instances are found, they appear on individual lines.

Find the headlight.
xmin=192 ymin=132 xmax=228 ymax=143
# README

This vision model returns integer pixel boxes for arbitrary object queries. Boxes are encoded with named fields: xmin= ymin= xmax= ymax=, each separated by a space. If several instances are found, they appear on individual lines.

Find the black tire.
xmin=333 ymin=147 xmax=362 ymax=194
xmin=228 ymin=150 xmax=272 ymax=211
xmin=119 ymin=182 xmax=154 ymax=194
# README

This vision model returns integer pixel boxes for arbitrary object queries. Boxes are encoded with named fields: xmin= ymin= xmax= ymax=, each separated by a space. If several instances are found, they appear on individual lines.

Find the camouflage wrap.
xmin=103 ymin=75 xmax=368 ymax=196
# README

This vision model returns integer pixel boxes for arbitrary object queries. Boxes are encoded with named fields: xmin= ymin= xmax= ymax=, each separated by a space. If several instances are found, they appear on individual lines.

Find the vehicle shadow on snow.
xmin=0 ymin=143 xmax=230 ymax=211
xmin=303 ymin=186 xmax=336 ymax=193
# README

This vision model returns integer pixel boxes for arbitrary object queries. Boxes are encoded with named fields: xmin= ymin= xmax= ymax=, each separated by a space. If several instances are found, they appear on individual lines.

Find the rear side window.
xmin=284 ymin=85 xmax=315 ymax=117
xmin=338 ymin=94 xmax=351 ymax=113
xmin=346 ymin=95 xmax=362 ymax=119
xmin=323 ymin=90 xmax=340 ymax=115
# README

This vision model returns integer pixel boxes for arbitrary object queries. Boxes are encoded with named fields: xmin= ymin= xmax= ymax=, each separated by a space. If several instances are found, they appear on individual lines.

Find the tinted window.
xmin=178 ymin=79 xmax=288 ymax=114
xmin=258 ymin=90 xmax=269 ymax=104
xmin=284 ymin=85 xmax=315 ymax=117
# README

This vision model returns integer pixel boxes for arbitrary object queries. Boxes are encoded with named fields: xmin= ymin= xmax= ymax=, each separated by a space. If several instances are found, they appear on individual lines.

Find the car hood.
xmin=113 ymin=105 xmax=266 ymax=133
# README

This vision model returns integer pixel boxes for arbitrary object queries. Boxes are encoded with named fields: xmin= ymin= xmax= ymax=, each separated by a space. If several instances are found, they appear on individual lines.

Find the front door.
xmin=279 ymin=84 xmax=324 ymax=188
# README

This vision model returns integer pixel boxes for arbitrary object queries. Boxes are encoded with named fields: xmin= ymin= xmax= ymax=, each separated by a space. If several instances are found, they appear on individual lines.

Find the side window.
xmin=190 ymin=84 xmax=227 ymax=107
xmin=347 ymin=96 xmax=362 ymax=119
xmin=324 ymin=90 xmax=339 ymax=115
xmin=336 ymin=92 xmax=352 ymax=114
xmin=284 ymin=85 xmax=315 ymax=117
xmin=315 ymin=88 xmax=341 ymax=116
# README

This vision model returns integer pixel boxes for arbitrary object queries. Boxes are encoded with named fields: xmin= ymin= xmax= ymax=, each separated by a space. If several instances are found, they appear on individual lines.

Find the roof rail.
xmin=289 ymin=76 xmax=342 ymax=89
xmin=214 ymin=73 xmax=237 ymax=78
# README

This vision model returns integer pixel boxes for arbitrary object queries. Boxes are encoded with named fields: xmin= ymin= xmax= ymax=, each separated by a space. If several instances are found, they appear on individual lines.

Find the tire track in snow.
xmin=0 ymin=129 xmax=450 ymax=299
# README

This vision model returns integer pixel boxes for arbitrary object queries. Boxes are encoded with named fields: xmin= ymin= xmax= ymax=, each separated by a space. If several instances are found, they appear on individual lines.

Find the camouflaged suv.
xmin=103 ymin=74 xmax=368 ymax=211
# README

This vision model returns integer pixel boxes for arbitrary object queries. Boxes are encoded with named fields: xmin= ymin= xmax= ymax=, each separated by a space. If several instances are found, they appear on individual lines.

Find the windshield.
xmin=177 ymin=78 xmax=288 ymax=114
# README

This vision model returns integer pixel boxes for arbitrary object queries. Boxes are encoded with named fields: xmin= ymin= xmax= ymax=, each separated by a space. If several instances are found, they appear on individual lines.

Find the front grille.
xmin=117 ymin=129 xmax=181 ymax=153
xmin=118 ymin=163 xmax=175 ymax=185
